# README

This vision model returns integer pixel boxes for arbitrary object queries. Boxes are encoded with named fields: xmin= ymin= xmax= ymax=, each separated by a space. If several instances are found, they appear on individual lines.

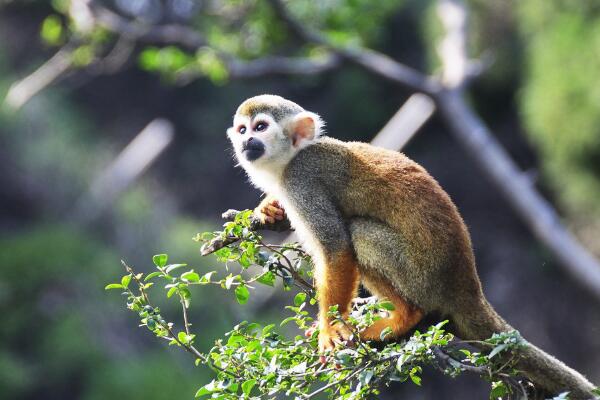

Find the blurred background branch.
xmin=73 ymin=118 xmax=174 ymax=225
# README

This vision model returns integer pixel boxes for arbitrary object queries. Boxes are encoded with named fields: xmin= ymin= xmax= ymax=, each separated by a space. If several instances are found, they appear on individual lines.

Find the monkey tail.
xmin=452 ymin=299 xmax=596 ymax=399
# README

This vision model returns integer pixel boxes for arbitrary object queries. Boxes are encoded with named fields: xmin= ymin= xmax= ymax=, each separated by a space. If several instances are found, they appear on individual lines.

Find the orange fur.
xmin=359 ymin=270 xmax=424 ymax=340
xmin=315 ymin=249 xmax=360 ymax=352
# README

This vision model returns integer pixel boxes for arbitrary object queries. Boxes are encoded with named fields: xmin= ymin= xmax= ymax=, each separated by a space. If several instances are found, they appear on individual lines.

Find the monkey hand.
xmin=317 ymin=322 xmax=354 ymax=364
xmin=255 ymin=199 xmax=286 ymax=225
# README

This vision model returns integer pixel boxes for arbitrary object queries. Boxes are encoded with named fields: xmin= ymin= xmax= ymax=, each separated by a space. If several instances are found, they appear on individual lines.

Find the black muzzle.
xmin=242 ymin=138 xmax=265 ymax=161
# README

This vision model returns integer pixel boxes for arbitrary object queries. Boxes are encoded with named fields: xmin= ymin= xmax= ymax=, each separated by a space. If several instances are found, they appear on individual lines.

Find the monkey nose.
xmin=242 ymin=137 xmax=265 ymax=161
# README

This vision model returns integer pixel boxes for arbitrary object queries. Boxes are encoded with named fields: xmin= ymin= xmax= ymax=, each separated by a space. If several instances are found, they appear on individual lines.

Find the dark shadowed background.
xmin=1 ymin=0 xmax=599 ymax=399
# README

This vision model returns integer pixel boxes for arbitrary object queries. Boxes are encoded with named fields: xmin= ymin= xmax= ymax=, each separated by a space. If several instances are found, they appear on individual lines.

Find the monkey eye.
xmin=238 ymin=125 xmax=247 ymax=134
xmin=254 ymin=122 xmax=268 ymax=132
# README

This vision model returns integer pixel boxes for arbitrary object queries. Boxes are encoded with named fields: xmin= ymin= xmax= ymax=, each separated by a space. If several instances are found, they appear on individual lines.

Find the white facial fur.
xmin=227 ymin=108 xmax=323 ymax=194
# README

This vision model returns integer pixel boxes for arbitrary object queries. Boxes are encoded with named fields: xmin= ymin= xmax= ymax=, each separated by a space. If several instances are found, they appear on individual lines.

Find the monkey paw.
xmin=317 ymin=323 xmax=354 ymax=363
xmin=256 ymin=199 xmax=286 ymax=224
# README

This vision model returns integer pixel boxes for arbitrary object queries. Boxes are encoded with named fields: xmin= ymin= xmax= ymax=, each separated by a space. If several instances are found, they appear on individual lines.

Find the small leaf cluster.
xmin=194 ymin=210 xmax=314 ymax=299
xmin=106 ymin=210 xmax=569 ymax=399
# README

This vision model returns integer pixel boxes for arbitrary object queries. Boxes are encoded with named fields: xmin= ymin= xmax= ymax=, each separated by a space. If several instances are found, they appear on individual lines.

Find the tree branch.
xmin=84 ymin=0 xmax=207 ymax=51
xmin=200 ymin=209 xmax=292 ymax=256
xmin=370 ymin=93 xmax=435 ymax=151
xmin=265 ymin=0 xmax=441 ymax=95
xmin=3 ymin=43 xmax=75 ymax=110
xmin=176 ymin=54 xmax=341 ymax=85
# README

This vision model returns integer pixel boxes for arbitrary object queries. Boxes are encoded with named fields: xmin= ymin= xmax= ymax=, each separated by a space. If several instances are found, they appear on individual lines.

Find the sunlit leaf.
xmin=153 ymin=254 xmax=168 ymax=267
xmin=235 ymin=284 xmax=250 ymax=304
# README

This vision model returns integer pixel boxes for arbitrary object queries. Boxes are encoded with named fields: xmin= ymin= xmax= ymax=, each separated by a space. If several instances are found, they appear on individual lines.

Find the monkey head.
xmin=227 ymin=95 xmax=324 ymax=185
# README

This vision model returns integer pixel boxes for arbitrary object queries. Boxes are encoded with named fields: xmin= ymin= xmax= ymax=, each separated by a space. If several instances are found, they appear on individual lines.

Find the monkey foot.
xmin=317 ymin=323 xmax=354 ymax=363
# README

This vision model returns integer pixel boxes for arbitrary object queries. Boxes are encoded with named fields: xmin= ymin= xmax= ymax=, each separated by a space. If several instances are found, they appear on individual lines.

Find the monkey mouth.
xmin=242 ymin=140 xmax=265 ymax=161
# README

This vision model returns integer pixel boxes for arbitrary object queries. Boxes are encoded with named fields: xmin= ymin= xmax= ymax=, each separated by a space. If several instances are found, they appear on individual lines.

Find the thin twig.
xmin=266 ymin=0 xmax=441 ymax=95
xmin=259 ymin=240 xmax=314 ymax=293
xmin=303 ymin=363 xmax=368 ymax=399
xmin=180 ymin=295 xmax=191 ymax=335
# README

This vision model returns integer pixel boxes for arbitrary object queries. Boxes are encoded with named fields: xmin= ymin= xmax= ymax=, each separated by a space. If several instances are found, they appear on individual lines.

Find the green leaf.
xmin=51 ymin=0 xmax=69 ymax=13
xmin=72 ymin=45 xmax=94 ymax=67
xmin=225 ymin=274 xmax=235 ymax=289
xmin=166 ymin=263 xmax=187 ymax=273
xmin=121 ymin=274 xmax=132 ymax=288
xmin=490 ymin=381 xmax=509 ymax=399
xmin=256 ymin=271 xmax=275 ymax=286
xmin=245 ymin=340 xmax=262 ymax=352
xmin=180 ymin=287 xmax=192 ymax=308
xmin=239 ymin=251 xmax=252 ymax=268
xmin=280 ymin=317 xmax=296 ymax=327
xmin=139 ymin=47 xmax=160 ymax=71
xmin=178 ymin=331 xmax=189 ymax=344
xmin=241 ymin=379 xmax=256 ymax=396
xmin=167 ymin=286 xmax=177 ymax=298
xmin=146 ymin=318 xmax=156 ymax=330
xmin=177 ymin=331 xmax=195 ymax=345
xmin=359 ymin=369 xmax=374 ymax=386
xmin=488 ymin=343 xmax=508 ymax=359
xmin=335 ymin=349 xmax=357 ymax=366
xmin=41 ymin=15 xmax=63 ymax=45
xmin=104 ymin=283 xmax=124 ymax=290
xmin=262 ymin=324 xmax=275 ymax=335
xmin=181 ymin=270 xmax=200 ymax=282
xmin=195 ymin=383 xmax=215 ymax=398
xmin=380 ymin=326 xmax=393 ymax=341
xmin=226 ymin=333 xmax=245 ymax=347
xmin=144 ymin=271 xmax=162 ymax=281
xmin=196 ymin=48 xmax=229 ymax=84
xmin=294 ymin=292 xmax=307 ymax=306
xmin=410 ymin=374 xmax=421 ymax=386
xmin=378 ymin=301 xmax=395 ymax=311
xmin=153 ymin=254 xmax=168 ymax=267
xmin=235 ymin=284 xmax=250 ymax=305
xmin=434 ymin=320 xmax=449 ymax=329
xmin=199 ymin=271 xmax=216 ymax=284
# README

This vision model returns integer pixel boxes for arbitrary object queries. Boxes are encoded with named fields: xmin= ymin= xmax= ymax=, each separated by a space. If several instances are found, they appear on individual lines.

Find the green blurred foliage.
xmin=517 ymin=1 xmax=600 ymax=215
xmin=0 ymin=227 xmax=206 ymax=399
xmin=422 ymin=0 xmax=600 ymax=219
xmin=0 ymin=227 xmax=105 ymax=397
xmin=133 ymin=0 xmax=405 ymax=83
xmin=41 ymin=14 xmax=64 ymax=45
xmin=0 ymin=41 xmax=221 ymax=399
xmin=83 ymin=355 xmax=197 ymax=400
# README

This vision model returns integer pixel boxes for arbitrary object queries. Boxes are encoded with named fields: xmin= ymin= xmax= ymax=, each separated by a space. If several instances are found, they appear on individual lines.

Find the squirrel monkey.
xmin=226 ymin=94 xmax=596 ymax=398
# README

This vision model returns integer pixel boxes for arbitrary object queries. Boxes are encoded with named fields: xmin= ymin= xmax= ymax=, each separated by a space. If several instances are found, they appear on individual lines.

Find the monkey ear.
xmin=289 ymin=112 xmax=322 ymax=147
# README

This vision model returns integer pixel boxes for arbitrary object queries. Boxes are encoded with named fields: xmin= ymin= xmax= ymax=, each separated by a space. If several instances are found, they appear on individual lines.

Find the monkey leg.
xmin=315 ymin=249 xmax=360 ymax=354
xmin=348 ymin=217 xmax=425 ymax=341
xmin=358 ymin=270 xmax=423 ymax=340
